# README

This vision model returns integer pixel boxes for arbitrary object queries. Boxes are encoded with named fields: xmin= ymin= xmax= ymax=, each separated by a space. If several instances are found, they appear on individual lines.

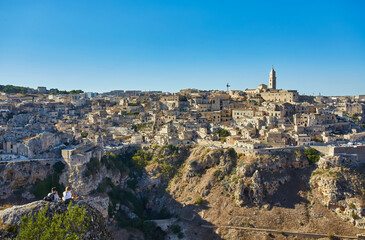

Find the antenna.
xmin=226 ymin=83 xmax=230 ymax=92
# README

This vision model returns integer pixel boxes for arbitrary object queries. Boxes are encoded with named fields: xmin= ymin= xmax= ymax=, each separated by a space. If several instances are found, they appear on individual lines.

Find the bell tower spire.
xmin=269 ymin=66 xmax=276 ymax=90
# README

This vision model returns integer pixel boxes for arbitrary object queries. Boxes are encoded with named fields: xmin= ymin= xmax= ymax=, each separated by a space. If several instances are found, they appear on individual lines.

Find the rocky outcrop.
xmin=167 ymin=147 xmax=311 ymax=207
xmin=82 ymin=196 xmax=110 ymax=219
xmin=310 ymin=164 xmax=365 ymax=229
xmin=23 ymin=132 xmax=62 ymax=158
xmin=0 ymin=160 xmax=54 ymax=200
xmin=0 ymin=200 xmax=111 ymax=239
xmin=60 ymin=161 xmax=123 ymax=197
xmin=232 ymin=151 xmax=309 ymax=205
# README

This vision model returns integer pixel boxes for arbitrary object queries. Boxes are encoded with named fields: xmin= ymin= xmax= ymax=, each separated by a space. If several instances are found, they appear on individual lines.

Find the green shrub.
xmin=163 ymin=144 xmax=178 ymax=153
xmin=170 ymin=224 xmax=181 ymax=234
xmin=128 ymin=102 xmax=140 ymax=106
xmin=127 ymin=179 xmax=138 ymax=190
xmin=351 ymin=211 xmax=358 ymax=219
xmin=17 ymin=203 xmax=89 ymax=240
xmin=195 ymin=196 xmax=204 ymax=206
xmin=216 ymin=129 xmax=230 ymax=138
xmin=227 ymin=148 xmax=237 ymax=160
xmin=328 ymin=233 xmax=338 ymax=240
xmin=85 ymin=158 xmax=101 ymax=176
xmin=349 ymin=203 xmax=356 ymax=210
xmin=132 ymin=150 xmax=153 ymax=168
xmin=304 ymin=148 xmax=320 ymax=164
xmin=53 ymin=161 xmax=65 ymax=175
xmin=184 ymin=197 xmax=192 ymax=202
xmin=97 ymin=178 xmax=112 ymax=193
xmin=4 ymin=224 xmax=18 ymax=234
xmin=160 ymin=162 xmax=173 ymax=179
xmin=157 ymin=207 xmax=172 ymax=219
xmin=80 ymin=131 xmax=88 ymax=138
xmin=313 ymin=137 xmax=323 ymax=142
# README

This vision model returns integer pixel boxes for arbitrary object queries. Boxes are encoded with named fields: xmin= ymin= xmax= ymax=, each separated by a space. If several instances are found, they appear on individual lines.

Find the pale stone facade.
xmin=261 ymin=90 xmax=299 ymax=103
xmin=269 ymin=67 xmax=276 ymax=90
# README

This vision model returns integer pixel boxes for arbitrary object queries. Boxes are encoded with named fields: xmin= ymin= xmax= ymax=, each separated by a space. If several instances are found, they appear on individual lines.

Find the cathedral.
xmin=244 ymin=67 xmax=299 ymax=103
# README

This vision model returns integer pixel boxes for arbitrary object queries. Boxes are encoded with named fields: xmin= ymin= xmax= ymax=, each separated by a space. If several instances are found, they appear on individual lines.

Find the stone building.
xmin=62 ymin=143 xmax=103 ymax=166
xmin=261 ymin=90 xmax=299 ymax=103
xmin=269 ymin=67 xmax=276 ymax=90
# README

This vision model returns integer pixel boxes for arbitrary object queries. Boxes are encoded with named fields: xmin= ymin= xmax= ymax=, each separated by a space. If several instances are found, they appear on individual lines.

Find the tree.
xmin=216 ymin=128 xmax=230 ymax=138
xmin=304 ymin=147 xmax=320 ymax=164
xmin=17 ymin=202 xmax=89 ymax=240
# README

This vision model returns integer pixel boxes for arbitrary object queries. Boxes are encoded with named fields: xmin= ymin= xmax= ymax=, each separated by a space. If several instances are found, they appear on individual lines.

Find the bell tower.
xmin=269 ymin=66 xmax=276 ymax=90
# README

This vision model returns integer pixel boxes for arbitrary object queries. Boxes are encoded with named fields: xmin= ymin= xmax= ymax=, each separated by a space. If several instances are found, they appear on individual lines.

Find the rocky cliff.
xmin=0 ymin=160 xmax=55 ymax=202
xmin=310 ymin=158 xmax=365 ymax=229
xmin=1 ymin=145 xmax=365 ymax=239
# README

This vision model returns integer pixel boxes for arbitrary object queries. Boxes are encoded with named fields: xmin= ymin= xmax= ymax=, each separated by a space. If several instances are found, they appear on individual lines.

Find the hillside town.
xmin=0 ymin=68 xmax=364 ymax=165
xmin=1 ymin=70 xmax=365 ymax=239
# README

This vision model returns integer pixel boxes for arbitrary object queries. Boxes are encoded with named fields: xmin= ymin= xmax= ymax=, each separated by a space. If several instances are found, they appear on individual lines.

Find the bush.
xmin=177 ymin=232 xmax=184 ymax=239
xmin=216 ymin=129 xmax=230 ymax=138
xmin=132 ymin=150 xmax=153 ymax=168
xmin=349 ymin=203 xmax=356 ymax=210
xmin=17 ymin=203 xmax=89 ymax=240
xmin=4 ymin=224 xmax=18 ymax=234
xmin=160 ymin=162 xmax=173 ymax=179
xmin=127 ymin=179 xmax=138 ymax=190
xmin=97 ymin=178 xmax=112 ymax=193
xmin=328 ymin=233 xmax=339 ymax=240
xmin=80 ymin=131 xmax=88 ymax=138
xmin=304 ymin=148 xmax=320 ymax=164
xmin=53 ymin=161 xmax=65 ymax=175
xmin=195 ymin=196 xmax=204 ymax=206
xmin=157 ymin=207 xmax=172 ymax=219
xmin=164 ymin=144 xmax=178 ymax=153
xmin=227 ymin=148 xmax=237 ymax=160
xmin=102 ymin=153 xmax=126 ymax=173
xmin=170 ymin=224 xmax=181 ymax=234
xmin=85 ymin=158 xmax=101 ymax=176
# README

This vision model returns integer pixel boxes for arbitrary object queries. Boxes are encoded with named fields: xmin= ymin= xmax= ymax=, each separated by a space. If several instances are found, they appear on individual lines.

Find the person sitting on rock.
xmin=44 ymin=187 xmax=60 ymax=202
xmin=63 ymin=186 xmax=77 ymax=205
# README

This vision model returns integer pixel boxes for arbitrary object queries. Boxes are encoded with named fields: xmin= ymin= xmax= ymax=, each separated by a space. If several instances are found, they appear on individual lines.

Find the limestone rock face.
xmin=25 ymin=132 xmax=62 ymax=158
xmin=229 ymin=151 xmax=309 ymax=205
xmin=0 ymin=161 xmax=53 ymax=200
xmin=61 ymin=163 xmax=122 ymax=197
xmin=310 ymin=165 xmax=365 ymax=229
xmin=82 ymin=196 xmax=110 ymax=219
xmin=170 ymin=148 xmax=309 ymax=206
xmin=0 ymin=200 xmax=111 ymax=239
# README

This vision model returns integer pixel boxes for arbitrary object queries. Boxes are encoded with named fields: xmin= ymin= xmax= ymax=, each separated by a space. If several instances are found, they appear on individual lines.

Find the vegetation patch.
xmin=17 ymin=203 xmax=89 ymax=239
xmin=84 ymin=158 xmax=101 ymax=177
xmin=311 ymin=169 xmax=341 ymax=180
xmin=195 ymin=196 xmax=204 ymax=206
xmin=304 ymin=148 xmax=320 ymax=164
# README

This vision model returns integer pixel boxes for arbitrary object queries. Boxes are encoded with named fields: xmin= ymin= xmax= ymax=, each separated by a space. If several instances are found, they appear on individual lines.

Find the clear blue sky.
xmin=0 ymin=0 xmax=364 ymax=95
